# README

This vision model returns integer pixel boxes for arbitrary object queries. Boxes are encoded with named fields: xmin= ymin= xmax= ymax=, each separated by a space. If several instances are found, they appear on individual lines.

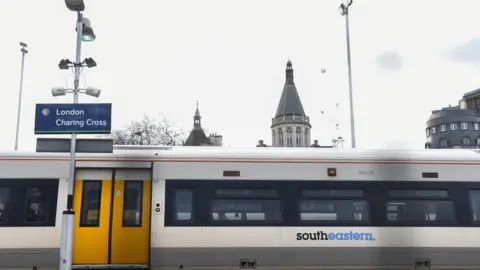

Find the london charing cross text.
xmin=55 ymin=109 xmax=107 ymax=128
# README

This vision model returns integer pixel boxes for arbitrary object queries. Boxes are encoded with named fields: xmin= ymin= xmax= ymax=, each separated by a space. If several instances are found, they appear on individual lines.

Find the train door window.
xmin=0 ymin=187 xmax=10 ymax=223
xmin=386 ymin=189 xmax=454 ymax=223
xmin=122 ymin=181 xmax=143 ymax=227
xmin=24 ymin=187 xmax=50 ymax=223
xmin=210 ymin=188 xmax=282 ymax=223
xmin=173 ymin=189 xmax=193 ymax=221
xmin=469 ymin=190 xmax=480 ymax=223
xmin=80 ymin=181 xmax=102 ymax=227
xmin=299 ymin=189 xmax=369 ymax=222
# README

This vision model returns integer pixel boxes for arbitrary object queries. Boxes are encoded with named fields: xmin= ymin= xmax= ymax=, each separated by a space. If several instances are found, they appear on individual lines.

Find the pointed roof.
xmin=275 ymin=60 xmax=306 ymax=117
xmin=183 ymin=101 xmax=213 ymax=146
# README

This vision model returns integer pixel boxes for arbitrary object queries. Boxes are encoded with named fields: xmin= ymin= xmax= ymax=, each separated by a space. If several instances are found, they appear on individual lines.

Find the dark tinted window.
xmin=389 ymin=190 xmax=448 ymax=198
xmin=215 ymin=189 xmax=278 ymax=197
xmin=24 ymin=187 xmax=50 ymax=223
xmin=469 ymin=190 xmax=480 ymax=223
xmin=299 ymin=200 xmax=369 ymax=222
xmin=211 ymin=199 xmax=282 ymax=222
xmin=0 ymin=187 xmax=10 ymax=223
xmin=302 ymin=189 xmax=363 ymax=198
xmin=386 ymin=201 xmax=455 ymax=222
xmin=174 ymin=189 xmax=193 ymax=221
xmin=122 ymin=181 xmax=143 ymax=227
xmin=80 ymin=181 xmax=102 ymax=227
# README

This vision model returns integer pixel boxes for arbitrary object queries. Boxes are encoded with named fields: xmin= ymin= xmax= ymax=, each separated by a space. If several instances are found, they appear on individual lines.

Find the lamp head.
xmin=51 ymin=87 xmax=67 ymax=97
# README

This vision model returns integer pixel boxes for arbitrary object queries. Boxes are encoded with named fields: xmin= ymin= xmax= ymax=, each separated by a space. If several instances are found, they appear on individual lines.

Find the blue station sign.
xmin=34 ymin=103 xmax=112 ymax=134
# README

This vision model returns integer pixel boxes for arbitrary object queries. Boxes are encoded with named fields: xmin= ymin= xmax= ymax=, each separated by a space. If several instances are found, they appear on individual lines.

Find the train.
xmin=1 ymin=146 xmax=480 ymax=270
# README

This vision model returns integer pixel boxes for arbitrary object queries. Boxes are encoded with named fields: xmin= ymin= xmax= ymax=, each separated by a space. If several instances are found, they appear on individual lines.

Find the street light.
xmin=58 ymin=2 xmax=99 ymax=270
xmin=339 ymin=0 xmax=357 ymax=148
xmin=14 ymin=42 xmax=28 ymax=151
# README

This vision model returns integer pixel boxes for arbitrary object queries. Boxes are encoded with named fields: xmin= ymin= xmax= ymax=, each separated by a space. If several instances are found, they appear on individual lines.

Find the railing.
xmin=271 ymin=115 xmax=310 ymax=125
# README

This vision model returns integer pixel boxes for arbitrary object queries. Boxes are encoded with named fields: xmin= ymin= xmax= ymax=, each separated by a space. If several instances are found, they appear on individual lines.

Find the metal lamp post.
xmin=59 ymin=1 xmax=98 ymax=270
xmin=14 ymin=42 xmax=28 ymax=151
xmin=339 ymin=0 xmax=356 ymax=148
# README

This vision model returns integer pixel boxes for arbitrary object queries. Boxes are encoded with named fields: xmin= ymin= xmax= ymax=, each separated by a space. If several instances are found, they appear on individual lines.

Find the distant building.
xmin=425 ymin=89 xmax=480 ymax=149
xmin=311 ymin=140 xmax=333 ymax=148
xmin=271 ymin=60 xmax=312 ymax=147
xmin=184 ymin=102 xmax=223 ymax=146
xmin=256 ymin=140 xmax=268 ymax=147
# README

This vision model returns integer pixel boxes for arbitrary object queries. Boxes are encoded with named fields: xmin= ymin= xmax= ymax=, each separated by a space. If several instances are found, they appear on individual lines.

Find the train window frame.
xmin=468 ymin=190 xmax=480 ymax=224
xmin=0 ymin=187 xmax=11 ymax=224
xmin=385 ymin=188 xmax=457 ymax=226
xmin=298 ymin=188 xmax=370 ymax=225
xmin=24 ymin=186 xmax=51 ymax=224
xmin=210 ymin=187 xmax=283 ymax=225
xmin=79 ymin=180 xmax=103 ymax=227
xmin=0 ymin=179 xmax=58 ymax=227
xmin=122 ymin=181 xmax=144 ymax=227
xmin=172 ymin=188 xmax=194 ymax=223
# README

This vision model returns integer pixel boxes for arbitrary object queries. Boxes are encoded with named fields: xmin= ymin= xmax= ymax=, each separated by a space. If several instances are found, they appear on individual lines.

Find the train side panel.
xmin=150 ymin=159 xmax=480 ymax=269
xmin=0 ymin=159 xmax=68 ymax=268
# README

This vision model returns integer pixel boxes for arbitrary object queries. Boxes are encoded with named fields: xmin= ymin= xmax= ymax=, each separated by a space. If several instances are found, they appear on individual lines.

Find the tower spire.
xmin=285 ymin=60 xmax=294 ymax=85
xmin=193 ymin=101 xmax=201 ymax=129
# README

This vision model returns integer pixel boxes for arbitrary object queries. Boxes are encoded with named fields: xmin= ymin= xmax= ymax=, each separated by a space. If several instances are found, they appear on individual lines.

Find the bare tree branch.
xmin=101 ymin=114 xmax=186 ymax=146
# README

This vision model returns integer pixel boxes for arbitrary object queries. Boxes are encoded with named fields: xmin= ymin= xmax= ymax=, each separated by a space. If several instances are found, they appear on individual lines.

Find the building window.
xmin=272 ymin=130 xmax=275 ymax=145
xmin=304 ymin=128 xmax=309 ymax=144
xmin=477 ymin=138 xmax=480 ymax=146
xmin=461 ymin=122 xmax=468 ymax=130
xmin=440 ymin=139 xmax=448 ymax=147
xmin=431 ymin=126 xmax=437 ymax=134
xmin=286 ymin=128 xmax=293 ymax=147
xmin=475 ymin=123 xmax=479 ymax=131
xmin=426 ymin=128 xmax=430 ymax=136
xmin=296 ymin=128 xmax=301 ymax=146
xmin=278 ymin=129 xmax=284 ymax=147
xmin=463 ymin=137 xmax=471 ymax=145
xmin=450 ymin=123 xmax=458 ymax=131
xmin=440 ymin=124 xmax=447 ymax=132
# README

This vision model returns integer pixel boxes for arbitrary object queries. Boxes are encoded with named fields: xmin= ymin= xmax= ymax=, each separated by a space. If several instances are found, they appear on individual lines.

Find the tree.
xmin=104 ymin=114 xmax=186 ymax=146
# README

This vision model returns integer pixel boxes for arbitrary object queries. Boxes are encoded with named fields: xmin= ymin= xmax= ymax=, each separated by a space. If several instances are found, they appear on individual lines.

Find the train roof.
xmin=1 ymin=146 xmax=480 ymax=162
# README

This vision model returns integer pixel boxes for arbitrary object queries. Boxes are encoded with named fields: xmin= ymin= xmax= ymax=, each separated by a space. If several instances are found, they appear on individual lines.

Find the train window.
xmin=0 ymin=187 xmax=10 ymax=223
xmin=389 ymin=190 xmax=448 ymax=198
xmin=122 ymin=181 xmax=143 ymax=227
xmin=299 ymin=200 xmax=369 ymax=222
xmin=80 ymin=181 xmax=102 ymax=227
xmin=24 ymin=187 xmax=50 ymax=223
xmin=302 ymin=189 xmax=363 ymax=198
xmin=215 ymin=189 xmax=278 ymax=197
xmin=174 ymin=189 xmax=193 ymax=221
xmin=469 ymin=190 xmax=480 ymax=223
xmin=386 ymin=201 xmax=455 ymax=222
xmin=211 ymin=199 xmax=282 ymax=222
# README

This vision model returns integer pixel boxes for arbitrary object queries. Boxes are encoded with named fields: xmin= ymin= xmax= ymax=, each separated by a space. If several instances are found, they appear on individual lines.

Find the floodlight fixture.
xmin=65 ymin=0 xmax=85 ymax=12
xmin=83 ymin=57 xmax=97 ymax=68
xmin=85 ymin=87 xmax=101 ymax=97
xmin=58 ymin=59 xmax=72 ymax=70
xmin=52 ymin=87 xmax=68 ymax=97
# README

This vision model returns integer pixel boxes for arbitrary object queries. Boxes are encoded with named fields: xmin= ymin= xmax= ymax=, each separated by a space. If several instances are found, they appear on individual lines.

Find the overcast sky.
xmin=2 ymin=0 xmax=480 ymax=150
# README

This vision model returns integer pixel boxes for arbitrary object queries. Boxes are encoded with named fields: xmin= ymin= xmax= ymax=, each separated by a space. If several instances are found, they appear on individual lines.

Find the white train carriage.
xmin=1 ymin=147 xmax=480 ymax=269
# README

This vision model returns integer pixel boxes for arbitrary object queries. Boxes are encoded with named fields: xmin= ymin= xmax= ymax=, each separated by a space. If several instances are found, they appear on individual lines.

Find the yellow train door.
xmin=72 ymin=169 xmax=152 ymax=268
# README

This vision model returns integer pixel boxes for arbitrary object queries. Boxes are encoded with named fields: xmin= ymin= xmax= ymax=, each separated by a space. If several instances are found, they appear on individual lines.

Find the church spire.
xmin=285 ymin=60 xmax=294 ymax=85
xmin=193 ymin=100 xmax=201 ymax=129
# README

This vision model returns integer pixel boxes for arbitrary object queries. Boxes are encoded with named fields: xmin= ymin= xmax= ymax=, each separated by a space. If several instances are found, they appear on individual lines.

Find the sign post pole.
xmin=59 ymin=12 xmax=83 ymax=270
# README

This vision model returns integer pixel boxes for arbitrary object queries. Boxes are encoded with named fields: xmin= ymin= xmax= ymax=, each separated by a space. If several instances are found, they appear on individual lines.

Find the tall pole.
xmin=14 ymin=43 xmax=28 ymax=151
xmin=341 ymin=2 xmax=356 ymax=148
xmin=59 ymin=11 xmax=83 ymax=270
